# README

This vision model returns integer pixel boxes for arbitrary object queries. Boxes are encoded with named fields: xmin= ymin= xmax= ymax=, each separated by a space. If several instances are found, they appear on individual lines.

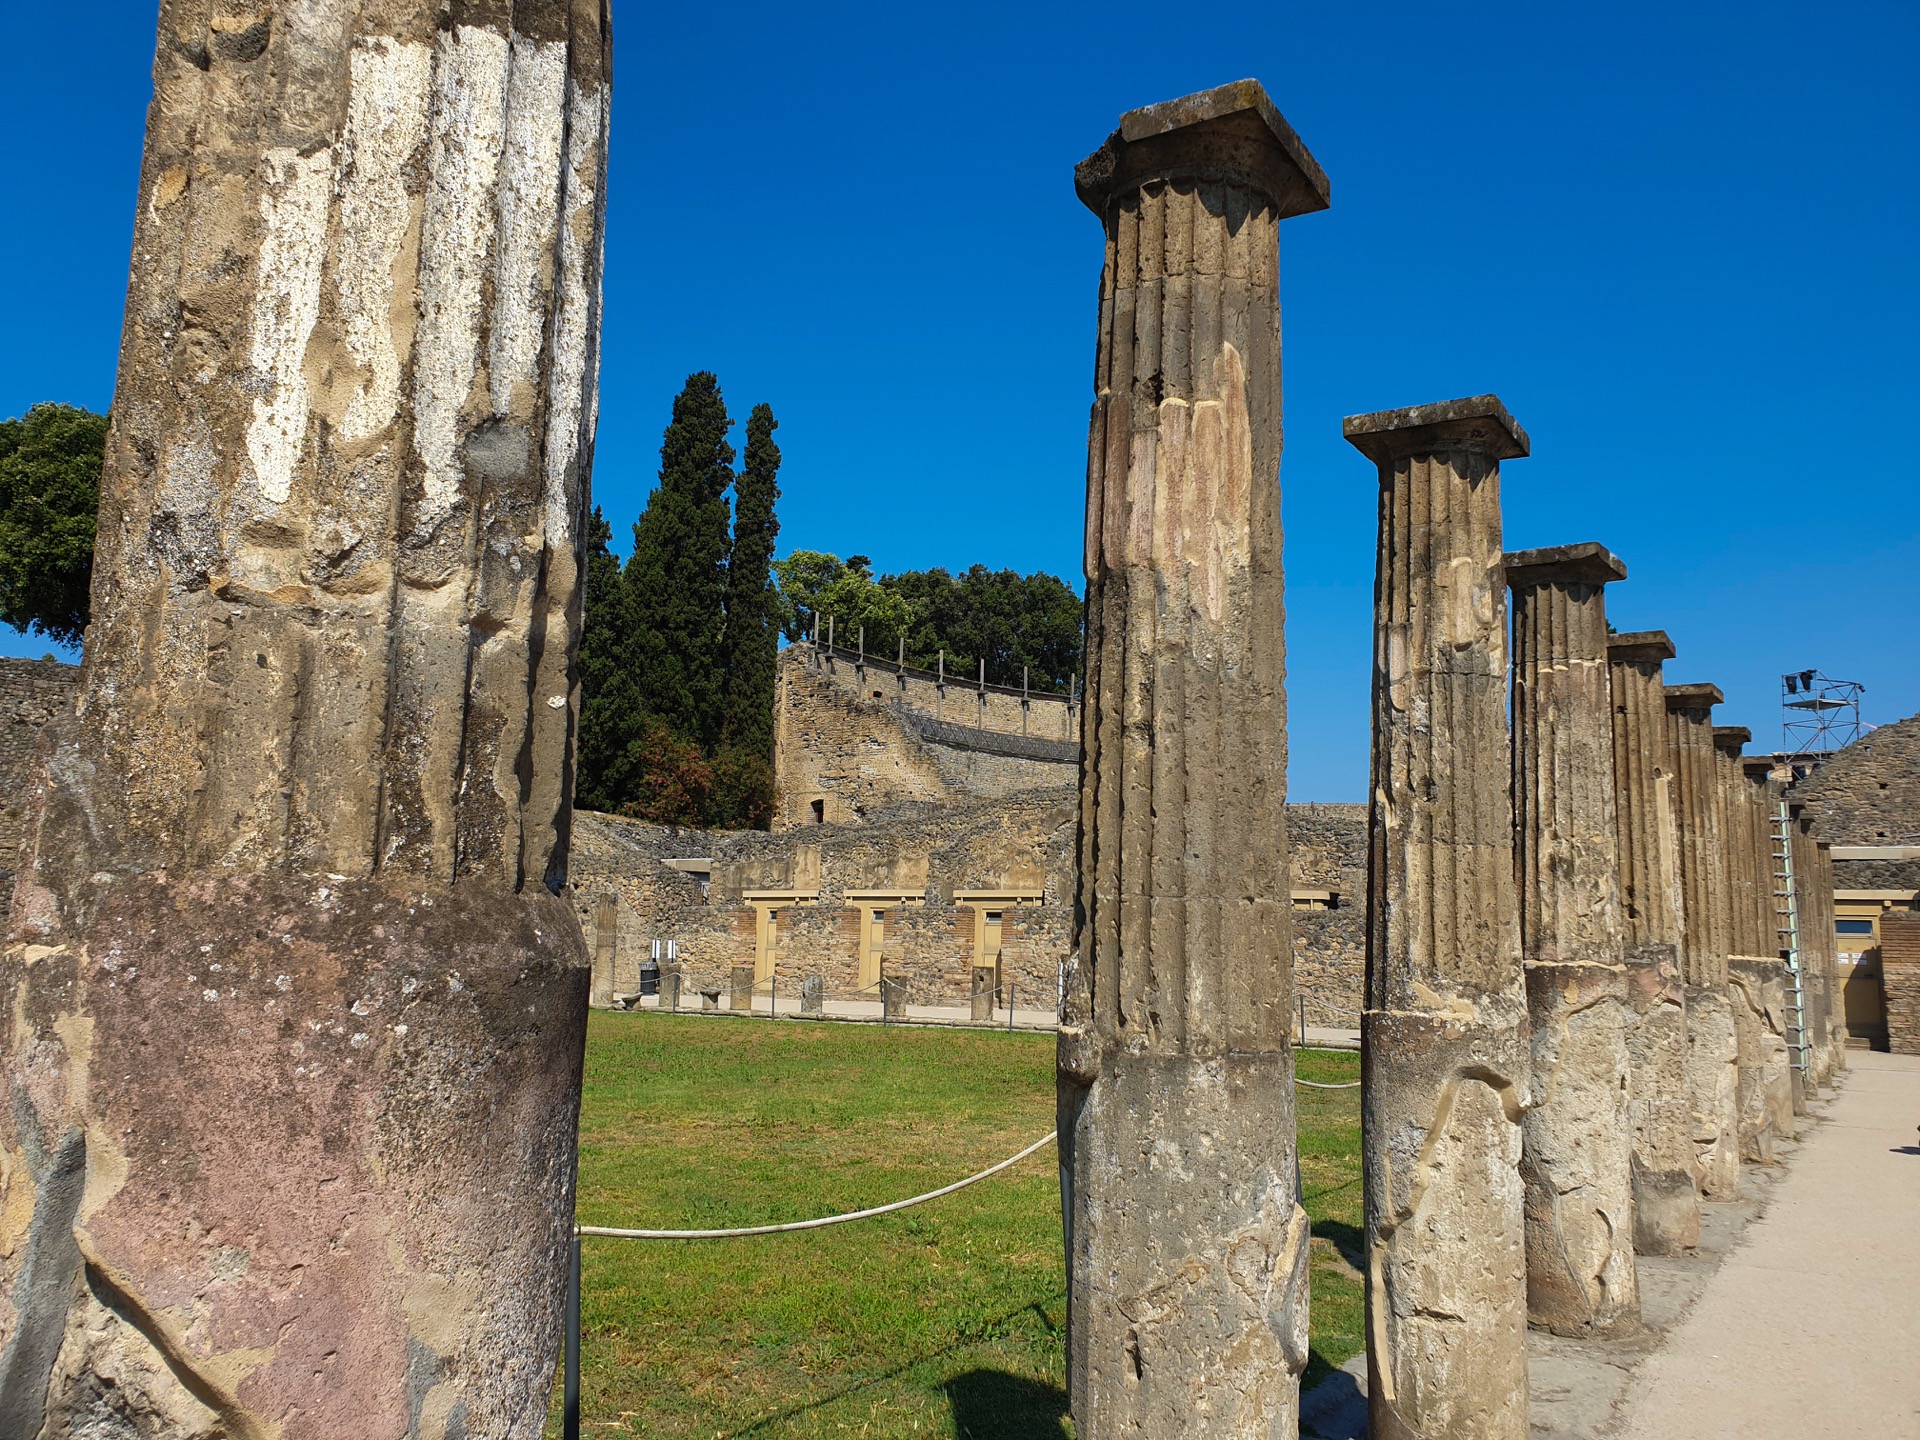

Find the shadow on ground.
xmin=944 ymin=1369 xmax=1070 ymax=1439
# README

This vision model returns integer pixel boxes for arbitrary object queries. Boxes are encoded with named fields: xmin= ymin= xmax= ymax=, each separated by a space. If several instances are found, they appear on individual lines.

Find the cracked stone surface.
xmin=1507 ymin=544 xmax=1640 ymax=1340
xmin=1347 ymin=395 xmax=1531 ymax=1440
xmin=1302 ymin=1095 xmax=1835 ymax=1440
xmin=1057 ymin=79 xmax=1327 ymax=1440
xmin=1605 ymin=632 xmax=1700 ymax=1256
xmin=0 ymin=2 xmax=609 ymax=1434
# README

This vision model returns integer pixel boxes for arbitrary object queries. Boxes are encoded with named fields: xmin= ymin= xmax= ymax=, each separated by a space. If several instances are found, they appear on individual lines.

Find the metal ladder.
xmin=1771 ymin=799 xmax=1810 ymax=1079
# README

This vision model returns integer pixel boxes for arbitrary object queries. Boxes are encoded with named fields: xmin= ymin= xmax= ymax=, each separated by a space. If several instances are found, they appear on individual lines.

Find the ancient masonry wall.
xmin=772 ymin=647 xmax=1078 ymax=827
xmin=0 ymin=657 xmax=79 ymax=877
xmin=570 ymin=796 xmax=1074 ymax=1006
xmin=1881 ymin=912 xmax=1920 ymax=1056
xmin=574 ymin=798 xmax=1367 ymax=1014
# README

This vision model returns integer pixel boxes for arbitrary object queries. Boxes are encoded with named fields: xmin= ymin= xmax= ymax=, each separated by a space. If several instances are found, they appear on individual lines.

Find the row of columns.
xmin=1345 ymin=395 xmax=1850 ymax=1439
xmin=1056 ymin=81 xmax=1852 ymax=1440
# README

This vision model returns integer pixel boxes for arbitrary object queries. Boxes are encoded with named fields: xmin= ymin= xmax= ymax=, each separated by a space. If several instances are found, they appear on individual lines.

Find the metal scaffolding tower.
xmin=1780 ymin=669 xmax=1865 ymax=761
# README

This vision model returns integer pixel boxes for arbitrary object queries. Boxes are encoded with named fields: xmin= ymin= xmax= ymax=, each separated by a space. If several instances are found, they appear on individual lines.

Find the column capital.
xmin=1608 ymin=630 xmax=1674 ymax=664
xmin=1075 ymin=79 xmax=1330 ymax=220
xmin=1665 ymin=682 xmax=1724 ymax=712
xmin=1504 ymin=542 xmax=1626 ymax=589
xmin=1742 ymin=754 xmax=1783 ymax=782
xmin=1713 ymin=725 xmax=1751 ymax=754
xmin=1343 ymin=394 xmax=1529 ymax=467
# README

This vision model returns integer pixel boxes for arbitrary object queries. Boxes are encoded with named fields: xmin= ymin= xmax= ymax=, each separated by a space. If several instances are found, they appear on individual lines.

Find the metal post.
xmin=1008 ymin=981 xmax=1015 ymax=1033
xmin=770 ymin=973 xmax=777 ymax=1019
xmin=563 ymin=1229 xmax=581 ymax=1440
xmin=1299 ymin=993 xmax=1307 ymax=1046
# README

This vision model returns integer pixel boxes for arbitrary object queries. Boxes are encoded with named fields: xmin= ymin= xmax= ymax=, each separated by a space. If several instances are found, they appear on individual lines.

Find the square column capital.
xmin=1712 ymin=725 xmax=1752 ymax=754
xmin=1503 ymin=542 xmax=1626 ymax=590
xmin=1076 ymin=79 xmax=1330 ymax=220
xmin=1608 ymin=630 xmax=1675 ymax=664
xmin=1344 ymin=395 xmax=1529 ymax=467
xmin=1665 ymin=682 xmax=1724 ymax=712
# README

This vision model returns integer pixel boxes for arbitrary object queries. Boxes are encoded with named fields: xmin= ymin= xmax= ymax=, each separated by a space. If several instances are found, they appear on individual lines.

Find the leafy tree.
xmin=719 ymin=404 xmax=781 ymax=760
xmin=771 ymin=550 xmax=916 ymax=657
xmin=0 ymin=403 xmax=108 ymax=646
xmin=617 ymin=719 xmax=715 ymax=827
xmin=573 ymin=506 xmax=646 ymax=812
xmin=627 ymin=374 xmax=736 ymax=749
xmin=772 ymin=551 xmax=1084 ymax=691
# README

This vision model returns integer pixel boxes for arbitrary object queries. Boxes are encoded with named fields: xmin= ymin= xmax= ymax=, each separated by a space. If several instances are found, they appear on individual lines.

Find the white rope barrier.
xmin=1296 ymin=1078 xmax=1363 ymax=1089
xmin=578 ymin=1130 xmax=1060 ymax=1240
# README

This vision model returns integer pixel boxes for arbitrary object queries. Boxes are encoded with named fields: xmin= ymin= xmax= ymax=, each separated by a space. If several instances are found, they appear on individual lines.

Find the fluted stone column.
xmin=1812 ymin=837 xmax=1847 ymax=1078
xmin=1507 ymin=544 xmax=1640 ymax=1337
xmin=1788 ymin=804 xmax=1827 ymax=1095
xmin=1605 ymin=632 xmax=1700 ymax=1253
xmin=1741 ymin=756 xmax=1797 ymax=1135
xmin=1348 ymin=397 xmax=1530 ymax=1440
xmin=1715 ymin=727 xmax=1783 ymax=1162
xmin=0 ymin=5 xmax=609 ymax=1435
xmin=1058 ymin=80 xmax=1329 ymax=1439
xmin=1666 ymin=684 xmax=1741 ymax=1197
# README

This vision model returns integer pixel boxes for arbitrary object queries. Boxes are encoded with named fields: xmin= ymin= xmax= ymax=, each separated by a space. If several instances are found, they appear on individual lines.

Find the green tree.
xmin=772 ymin=550 xmax=915 ymax=658
xmin=573 ymin=505 xmax=645 ymax=812
xmin=627 ymin=374 xmax=736 ymax=749
xmin=0 ymin=403 xmax=108 ymax=646
xmin=719 ymin=403 xmax=782 ymax=760
xmin=883 ymin=565 xmax=1082 ymax=690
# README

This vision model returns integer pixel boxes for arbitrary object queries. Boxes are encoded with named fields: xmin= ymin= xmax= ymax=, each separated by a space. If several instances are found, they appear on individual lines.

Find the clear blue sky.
xmin=2 ymin=1 xmax=1915 ymax=800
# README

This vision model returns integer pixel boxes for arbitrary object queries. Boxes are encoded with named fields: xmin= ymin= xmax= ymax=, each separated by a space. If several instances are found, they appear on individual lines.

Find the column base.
xmin=1363 ymin=1007 xmax=1530 ymax=1440
xmin=0 ymin=867 xmax=589 ymax=1439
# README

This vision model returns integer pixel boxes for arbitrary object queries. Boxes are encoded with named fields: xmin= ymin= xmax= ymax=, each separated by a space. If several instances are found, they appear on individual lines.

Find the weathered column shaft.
xmin=1349 ymin=397 xmax=1530 ymax=1440
xmin=1665 ymin=685 xmax=1740 ymax=1197
xmin=1741 ymin=758 xmax=1796 ymax=1137
xmin=1605 ymin=632 xmax=1699 ymax=1253
xmin=1508 ymin=545 xmax=1639 ymax=1337
xmin=1716 ymin=728 xmax=1782 ymax=1162
xmin=1058 ymin=81 xmax=1328 ymax=1440
xmin=0 ymin=4 xmax=608 ymax=1435
xmin=1813 ymin=838 xmax=1847 ymax=1075
xmin=1788 ymin=807 xmax=1827 ymax=1093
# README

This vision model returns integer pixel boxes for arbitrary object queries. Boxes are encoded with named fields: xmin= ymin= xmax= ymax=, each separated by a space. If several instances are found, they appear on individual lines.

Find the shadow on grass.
xmin=726 ymin=1298 xmax=1065 ymax=1437
xmin=944 ymin=1368 xmax=1070 ymax=1439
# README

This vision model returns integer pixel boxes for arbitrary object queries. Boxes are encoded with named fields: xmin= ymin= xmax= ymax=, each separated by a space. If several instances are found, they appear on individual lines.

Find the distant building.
xmin=572 ymin=642 xmax=1367 ymax=1019
xmin=1791 ymin=712 xmax=1920 ymax=1050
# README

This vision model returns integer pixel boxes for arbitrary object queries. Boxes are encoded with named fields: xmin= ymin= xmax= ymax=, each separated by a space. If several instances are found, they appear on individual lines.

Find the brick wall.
xmin=1881 ymin=911 xmax=1920 ymax=1057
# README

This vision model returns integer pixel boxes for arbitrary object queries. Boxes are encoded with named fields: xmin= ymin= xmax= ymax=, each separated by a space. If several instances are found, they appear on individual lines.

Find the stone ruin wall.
xmin=1880 ymin=911 xmax=1920 ymax=1056
xmin=569 ymin=795 xmax=1075 ymax=1007
xmin=772 ymin=645 xmax=1079 ymax=827
xmin=0 ymin=657 xmax=80 ymax=879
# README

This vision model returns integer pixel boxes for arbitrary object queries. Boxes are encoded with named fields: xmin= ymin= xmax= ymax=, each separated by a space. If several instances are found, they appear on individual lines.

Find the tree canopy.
xmin=773 ymin=551 xmax=1083 ymax=692
xmin=0 ymin=403 xmax=107 ymax=647
xmin=574 ymin=376 xmax=781 ymax=829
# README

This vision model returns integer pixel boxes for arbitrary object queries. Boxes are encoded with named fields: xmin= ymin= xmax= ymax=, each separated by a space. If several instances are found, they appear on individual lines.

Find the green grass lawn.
xmin=554 ymin=1012 xmax=1362 ymax=1438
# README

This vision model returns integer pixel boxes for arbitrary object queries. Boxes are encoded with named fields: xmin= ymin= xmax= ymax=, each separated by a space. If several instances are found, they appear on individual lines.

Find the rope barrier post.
xmin=1299 ymin=993 xmax=1307 ymax=1046
xmin=1008 ymin=981 xmax=1015 ymax=1033
xmin=563 ymin=1228 xmax=581 ymax=1440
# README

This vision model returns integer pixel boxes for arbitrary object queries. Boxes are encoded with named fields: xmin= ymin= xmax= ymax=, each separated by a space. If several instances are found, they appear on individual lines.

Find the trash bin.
xmin=639 ymin=959 xmax=660 ymax=997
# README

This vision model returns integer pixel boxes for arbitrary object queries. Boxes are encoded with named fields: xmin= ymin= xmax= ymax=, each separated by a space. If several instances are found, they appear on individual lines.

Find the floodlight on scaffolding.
xmin=1779 ymin=670 xmax=1864 ymax=758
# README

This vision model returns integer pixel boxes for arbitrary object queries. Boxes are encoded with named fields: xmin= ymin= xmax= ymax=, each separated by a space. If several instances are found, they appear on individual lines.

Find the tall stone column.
xmin=1058 ymin=80 xmax=1328 ymax=1439
xmin=1506 ymin=544 xmax=1640 ymax=1337
xmin=1665 ymin=685 xmax=1741 ymax=1197
xmin=1605 ymin=631 xmax=1699 ymax=1253
xmin=1788 ymin=804 xmax=1828 ymax=1095
xmin=1347 ymin=397 xmax=1530 ymax=1440
xmin=0 ymin=5 xmax=609 ymax=1435
xmin=1812 ymin=838 xmax=1847 ymax=1077
xmin=1740 ymin=756 xmax=1796 ymax=1136
xmin=1715 ymin=727 xmax=1782 ymax=1162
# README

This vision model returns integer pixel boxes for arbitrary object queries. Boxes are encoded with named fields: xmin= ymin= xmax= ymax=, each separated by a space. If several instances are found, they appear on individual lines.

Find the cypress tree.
xmin=627 ymin=373 xmax=736 ymax=748
xmin=719 ymin=403 xmax=782 ymax=759
xmin=572 ymin=505 xmax=644 ymax=812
